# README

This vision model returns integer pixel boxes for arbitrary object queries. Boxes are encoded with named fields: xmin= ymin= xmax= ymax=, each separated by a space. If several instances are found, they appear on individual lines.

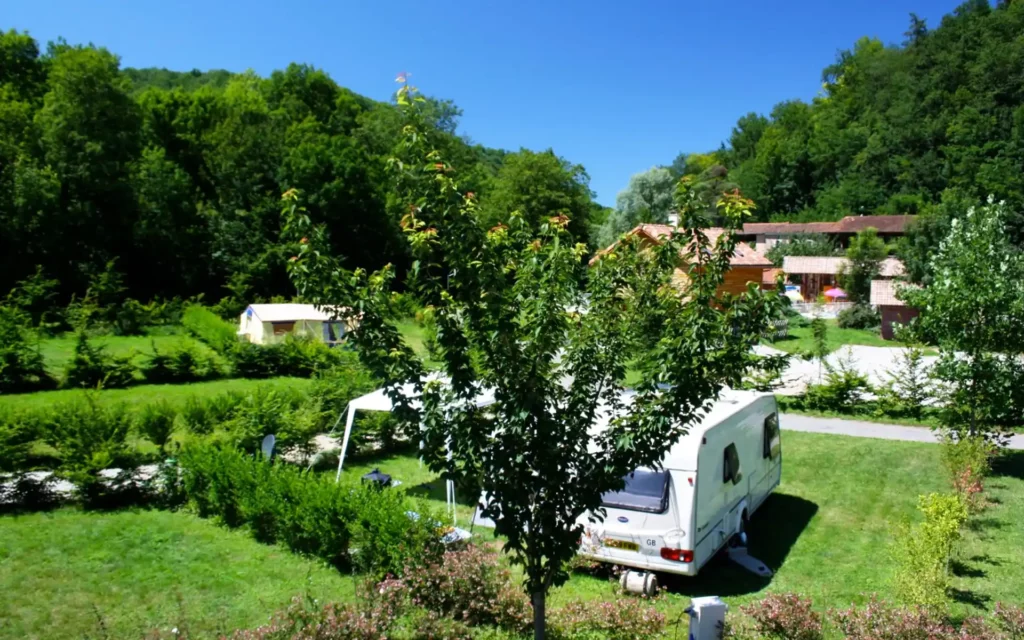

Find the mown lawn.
xmin=0 ymin=509 xmax=355 ymax=640
xmin=550 ymin=432 xmax=1024 ymax=617
xmin=4 ymin=432 xmax=1019 ymax=639
xmin=0 ymin=376 xmax=314 ymax=412
xmin=767 ymin=319 xmax=934 ymax=355
xmin=36 ymin=332 xmax=224 ymax=378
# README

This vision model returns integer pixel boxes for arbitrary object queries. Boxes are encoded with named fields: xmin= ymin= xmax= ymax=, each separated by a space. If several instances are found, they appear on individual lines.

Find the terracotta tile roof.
xmin=591 ymin=224 xmax=773 ymax=268
xmin=782 ymin=256 xmax=905 ymax=277
xmin=741 ymin=215 xmax=915 ymax=236
xmin=838 ymin=215 xmax=914 ymax=234
xmin=741 ymin=221 xmax=840 ymax=235
xmin=762 ymin=268 xmax=784 ymax=284
xmin=634 ymin=224 xmax=774 ymax=267
xmin=870 ymin=279 xmax=919 ymax=307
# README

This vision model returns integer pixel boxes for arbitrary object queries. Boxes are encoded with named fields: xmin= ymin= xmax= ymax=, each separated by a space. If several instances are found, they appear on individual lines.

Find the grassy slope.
xmin=1 ymin=318 xmax=426 ymax=409
xmin=0 ymin=509 xmax=354 ymax=640
xmin=2 ymin=433 xmax=1021 ymax=638
xmin=0 ymin=377 xmax=314 ymax=412
xmin=36 ymin=332 xmax=223 ymax=377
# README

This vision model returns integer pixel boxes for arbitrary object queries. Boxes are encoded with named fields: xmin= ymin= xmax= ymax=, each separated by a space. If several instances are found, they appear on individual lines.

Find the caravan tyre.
xmin=728 ymin=510 xmax=749 ymax=549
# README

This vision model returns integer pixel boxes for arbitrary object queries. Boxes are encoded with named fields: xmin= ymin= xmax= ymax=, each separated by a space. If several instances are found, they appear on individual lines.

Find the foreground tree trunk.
xmin=532 ymin=590 xmax=546 ymax=640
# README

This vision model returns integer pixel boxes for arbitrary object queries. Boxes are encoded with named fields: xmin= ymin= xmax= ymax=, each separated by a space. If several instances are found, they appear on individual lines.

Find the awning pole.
xmin=335 ymin=404 xmax=358 ymax=483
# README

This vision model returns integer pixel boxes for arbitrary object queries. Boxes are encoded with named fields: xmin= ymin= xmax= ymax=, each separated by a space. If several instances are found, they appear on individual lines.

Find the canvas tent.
xmin=333 ymin=378 xmax=496 ymax=526
xmin=238 ymin=303 xmax=349 ymax=345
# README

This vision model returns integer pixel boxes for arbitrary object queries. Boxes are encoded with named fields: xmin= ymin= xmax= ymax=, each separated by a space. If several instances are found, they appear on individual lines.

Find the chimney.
xmin=667 ymin=211 xmax=680 ymax=226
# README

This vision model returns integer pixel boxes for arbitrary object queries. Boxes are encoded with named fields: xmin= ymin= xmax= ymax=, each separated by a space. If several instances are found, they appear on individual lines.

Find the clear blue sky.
xmin=7 ymin=0 xmax=965 ymax=206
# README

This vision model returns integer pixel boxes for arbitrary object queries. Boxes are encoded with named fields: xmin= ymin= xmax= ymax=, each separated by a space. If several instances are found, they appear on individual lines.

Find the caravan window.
xmin=600 ymin=469 xmax=670 ymax=514
xmin=723 ymin=443 xmax=741 ymax=485
xmin=763 ymin=413 xmax=781 ymax=459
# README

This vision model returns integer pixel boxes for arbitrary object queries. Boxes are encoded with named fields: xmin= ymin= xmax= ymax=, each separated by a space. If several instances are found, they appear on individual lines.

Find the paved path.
xmin=781 ymin=413 xmax=1024 ymax=450
xmin=756 ymin=344 xmax=939 ymax=395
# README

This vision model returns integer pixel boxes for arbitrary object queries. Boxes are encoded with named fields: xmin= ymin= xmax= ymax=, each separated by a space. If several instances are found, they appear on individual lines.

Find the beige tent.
xmin=238 ymin=303 xmax=348 ymax=345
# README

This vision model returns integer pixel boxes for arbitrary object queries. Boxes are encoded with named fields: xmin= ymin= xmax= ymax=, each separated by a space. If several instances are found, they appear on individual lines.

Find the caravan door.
xmin=750 ymin=407 xmax=782 ymax=510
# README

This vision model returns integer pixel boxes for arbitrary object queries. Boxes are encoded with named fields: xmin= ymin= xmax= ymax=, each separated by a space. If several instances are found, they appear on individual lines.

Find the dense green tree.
xmin=0 ymin=31 xmax=545 ymax=307
xmin=704 ymin=0 xmax=1024 ymax=234
xmin=478 ymin=148 xmax=593 ymax=244
xmin=838 ymin=227 xmax=887 ymax=303
xmin=34 ymin=44 xmax=142 ymax=294
xmin=765 ymin=233 xmax=841 ymax=267
xmin=596 ymin=166 xmax=675 ymax=247
xmin=902 ymin=199 xmax=1024 ymax=439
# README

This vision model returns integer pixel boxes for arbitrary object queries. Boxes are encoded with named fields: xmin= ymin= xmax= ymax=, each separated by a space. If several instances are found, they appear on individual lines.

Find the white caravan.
xmin=577 ymin=390 xmax=781 ymax=576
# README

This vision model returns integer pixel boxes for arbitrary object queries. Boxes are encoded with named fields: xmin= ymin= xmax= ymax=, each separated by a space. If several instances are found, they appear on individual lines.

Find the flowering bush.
xmin=740 ymin=593 xmax=823 ymax=640
xmin=224 ymin=593 xmax=401 ymax=640
xmin=549 ymin=598 xmax=666 ymax=640
xmin=995 ymin=602 xmax=1024 ymax=640
xmin=941 ymin=435 xmax=995 ymax=513
xmin=831 ymin=596 xmax=956 ymax=640
xmin=395 ymin=544 xmax=531 ymax=633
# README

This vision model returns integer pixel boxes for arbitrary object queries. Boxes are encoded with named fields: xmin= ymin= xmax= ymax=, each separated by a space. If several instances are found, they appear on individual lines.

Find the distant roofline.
xmin=740 ymin=215 xmax=916 ymax=236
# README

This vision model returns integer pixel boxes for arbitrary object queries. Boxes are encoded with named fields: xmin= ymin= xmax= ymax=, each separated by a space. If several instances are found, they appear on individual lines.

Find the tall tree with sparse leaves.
xmin=284 ymin=77 xmax=779 ymax=639
xmin=902 ymin=198 xmax=1024 ymax=441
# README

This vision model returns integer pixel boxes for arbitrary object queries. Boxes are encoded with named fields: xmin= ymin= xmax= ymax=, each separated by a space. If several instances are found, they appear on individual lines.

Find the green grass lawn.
xmin=0 ymin=376 xmax=314 ymax=412
xmin=768 ymin=319 xmax=891 ymax=354
xmin=775 ymin=396 xmax=941 ymax=429
xmin=0 ymin=509 xmax=355 ymax=640
xmin=2 ymin=433 xmax=1021 ymax=637
xmin=35 ymin=332 xmax=223 ymax=378
xmin=550 ymin=432 xmax=1024 ymax=616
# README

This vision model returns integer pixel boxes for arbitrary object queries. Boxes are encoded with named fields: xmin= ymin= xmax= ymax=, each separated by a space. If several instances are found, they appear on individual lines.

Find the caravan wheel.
xmin=728 ymin=510 xmax=749 ymax=549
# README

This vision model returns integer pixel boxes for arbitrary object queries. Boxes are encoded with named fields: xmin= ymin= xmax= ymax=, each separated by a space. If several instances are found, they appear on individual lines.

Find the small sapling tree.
xmin=283 ymin=78 xmax=778 ymax=638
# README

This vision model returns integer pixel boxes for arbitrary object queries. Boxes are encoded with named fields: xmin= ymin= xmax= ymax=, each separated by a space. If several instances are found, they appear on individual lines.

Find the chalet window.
xmin=272 ymin=321 xmax=295 ymax=336
xmin=600 ymin=469 xmax=670 ymax=514
xmin=763 ymin=414 xmax=781 ymax=459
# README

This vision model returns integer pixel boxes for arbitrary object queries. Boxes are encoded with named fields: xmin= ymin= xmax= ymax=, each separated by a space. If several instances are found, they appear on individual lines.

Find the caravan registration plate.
xmin=603 ymin=538 xmax=639 ymax=552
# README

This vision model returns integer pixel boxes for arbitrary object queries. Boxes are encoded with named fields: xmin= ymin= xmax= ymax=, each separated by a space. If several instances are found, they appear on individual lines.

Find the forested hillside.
xmin=0 ymin=32 xmax=595 ymax=307
xmin=678 ymin=0 xmax=1024 ymax=229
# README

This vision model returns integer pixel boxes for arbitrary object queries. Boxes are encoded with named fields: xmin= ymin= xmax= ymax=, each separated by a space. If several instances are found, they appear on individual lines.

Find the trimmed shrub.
xmin=875 ymin=347 xmax=932 ymax=421
xmin=0 ymin=306 xmax=55 ymax=393
xmin=890 ymin=493 xmax=968 ymax=609
xmin=740 ymin=593 xmax=822 ymax=640
xmin=837 ymin=303 xmax=880 ymax=329
xmin=230 ymin=335 xmax=340 ymax=379
xmin=179 ymin=391 xmax=245 ymax=436
xmin=45 ymin=397 xmax=134 ymax=475
xmin=550 ymin=598 xmax=666 ymax=640
xmin=62 ymin=331 xmax=137 ymax=389
xmin=804 ymin=349 xmax=871 ymax=412
xmin=941 ymin=435 xmax=995 ymax=513
xmin=388 ymin=291 xmax=423 ymax=319
xmin=176 ymin=444 xmax=441 ymax=575
xmin=0 ymin=413 xmax=39 ymax=473
xmin=134 ymin=401 xmax=178 ymax=452
xmin=142 ymin=339 xmax=221 ymax=384
xmin=183 ymin=305 xmax=239 ymax=353
xmin=222 ymin=387 xmax=306 ymax=453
